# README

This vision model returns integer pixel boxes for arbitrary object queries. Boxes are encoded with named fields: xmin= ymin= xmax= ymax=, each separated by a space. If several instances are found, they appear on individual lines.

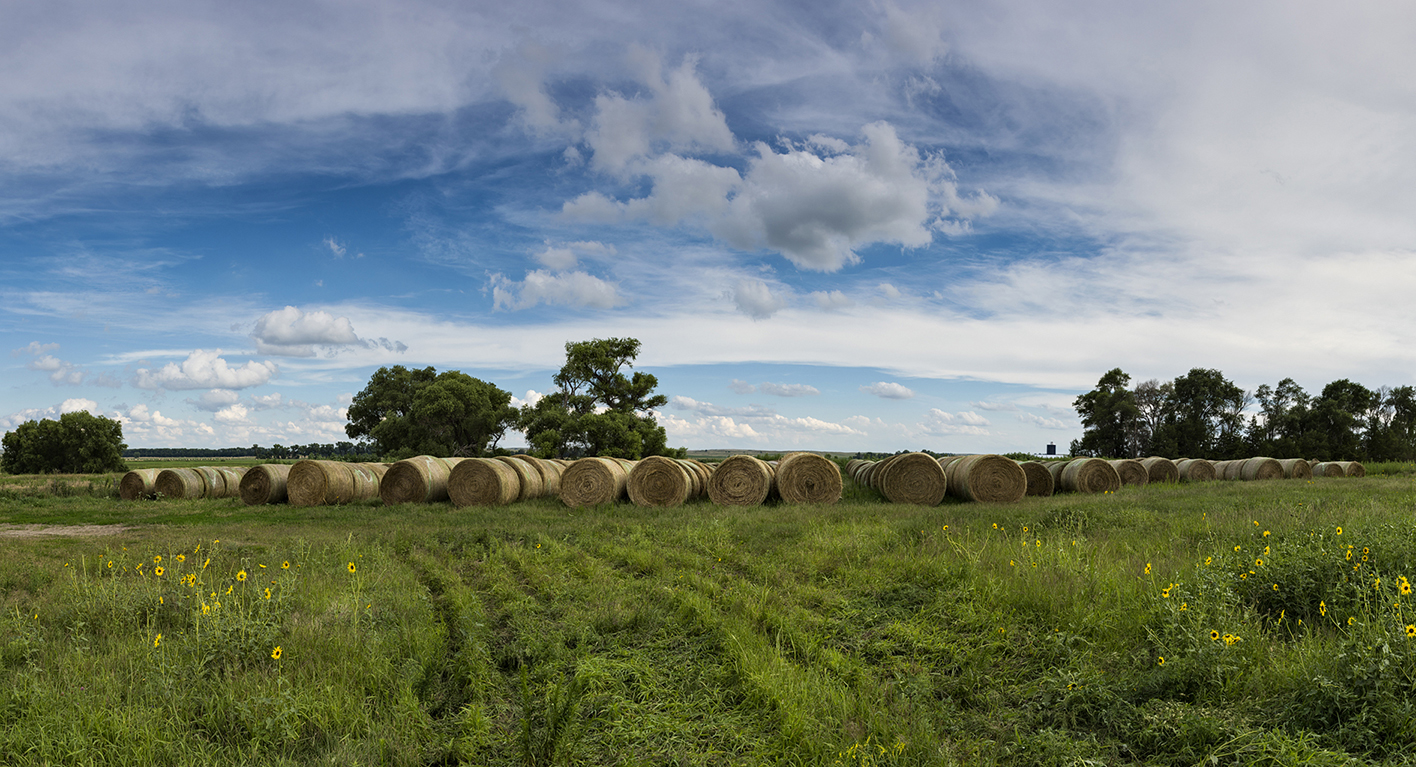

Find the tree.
xmin=1302 ymin=379 xmax=1376 ymax=461
xmin=1071 ymin=368 xmax=1139 ymax=458
xmin=520 ymin=337 xmax=677 ymax=459
xmin=345 ymin=365 xmax=517 ymax=459
xmin=1 ymin=411 xmax=128 ymax=474
xmin=1151 ymin=368 xmax=1246 ymax=459
xmin=1127 ymin=378 xmax=1173 ymax=457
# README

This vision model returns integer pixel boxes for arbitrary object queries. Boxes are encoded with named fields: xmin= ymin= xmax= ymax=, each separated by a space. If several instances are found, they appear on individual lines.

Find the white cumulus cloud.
xmin=860 ymin=381 xmax=915 ymax=400
xmin=133 ymin=349 xmax=278 ymax=391
xmin=758 ymin=382 xmax=820 ymax=397
xmin=733 ymin=278 xmax=786 ymax=319
xmin=921 ymin=408 xmax=991 ymax=436
xmin=491 ymin=270 xmax=622 ymax=311
xmin=1018 ymin=412 xmax=1071 ymax=430
xmin=251 ymin=306 xmax=363 ymax=357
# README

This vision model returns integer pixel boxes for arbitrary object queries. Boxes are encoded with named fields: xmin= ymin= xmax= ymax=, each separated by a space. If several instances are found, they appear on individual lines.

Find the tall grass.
xmin=2 ymin=475 xmax=1415 ymax=764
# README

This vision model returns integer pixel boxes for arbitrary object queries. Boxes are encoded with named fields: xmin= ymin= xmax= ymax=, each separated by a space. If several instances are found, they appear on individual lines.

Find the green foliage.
xmin=345 ymin=365 xmax=517 ymax=459
xmin=0 ymin=411 xmax=127 ymax=475
xmin=1071 ymin=368 xmax=1138 ymax=458
xmin=519 ymin=337 xmax=675 ymax=459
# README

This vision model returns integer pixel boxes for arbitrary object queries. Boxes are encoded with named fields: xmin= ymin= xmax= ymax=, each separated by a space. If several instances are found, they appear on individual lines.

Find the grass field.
xmin=3 ymin=464 xmax=1416 ymax=765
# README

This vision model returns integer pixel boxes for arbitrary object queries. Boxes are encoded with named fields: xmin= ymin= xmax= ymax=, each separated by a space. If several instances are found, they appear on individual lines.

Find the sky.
xmin=3 ymin=0 xmax=1415 ymax=455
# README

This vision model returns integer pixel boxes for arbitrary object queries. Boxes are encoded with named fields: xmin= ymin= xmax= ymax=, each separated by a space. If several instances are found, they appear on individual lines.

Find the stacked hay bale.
xmin=288 ymin=460 xmax=389 ymax=507
xmin=708 ymin=455 xmax=777 ymax=506
xmin=773 ymin=452 xmax=842 ymax=504
xmin=1107 ymin=459 xmax=1150 ymax=487
xmin=851 ymin=453 xmax=947 ymax=505
xmin=1059 ymin=458 xmax=1122 ymax=494
xmin=1175 ymin=458 xmax=1216 ymax=482
xmin=1139 ymin=457 xmax=1180 ymax=483
xmin=449 ymin=458 xmax=523 ymax=507
xmin=627 ymin=456 xmax=712 ymax=507
xmin=1016 ymin=461 xmax=1055 ymax=496
xmin=560 ymin=457 xmax=635 ymax=508
xmin=119 ymin=469 xmax=161 ymax=500
xmin=379 ymin=455 xmax=468 ymax=505
xmin=240 ymin=464 xmax=292 ymax=505
xmin=945 ymin=455 xmax=1028 ymax=503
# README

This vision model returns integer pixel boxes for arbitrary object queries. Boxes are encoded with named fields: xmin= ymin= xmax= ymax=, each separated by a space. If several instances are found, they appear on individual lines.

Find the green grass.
xmin=3 ymin=475 xmax=1416 ymax=765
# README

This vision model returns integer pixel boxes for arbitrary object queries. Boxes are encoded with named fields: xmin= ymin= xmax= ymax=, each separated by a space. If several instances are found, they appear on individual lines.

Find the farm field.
xmin=3 ymin=467 xmax=1416 ymax=765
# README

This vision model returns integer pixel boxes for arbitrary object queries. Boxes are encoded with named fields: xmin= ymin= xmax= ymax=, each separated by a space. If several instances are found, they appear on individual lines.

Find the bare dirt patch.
xmin=0 ymin=523 xmax=131 ymax=539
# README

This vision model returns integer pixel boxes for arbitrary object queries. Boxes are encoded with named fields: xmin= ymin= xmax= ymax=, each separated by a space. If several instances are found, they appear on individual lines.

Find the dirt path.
xmin=0 ymin=523 xmax=132 ymax=538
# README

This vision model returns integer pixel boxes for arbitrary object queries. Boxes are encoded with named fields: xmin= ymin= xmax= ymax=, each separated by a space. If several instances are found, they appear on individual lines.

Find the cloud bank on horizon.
xmin=3 ymin=0 xmax=1415 ymax=454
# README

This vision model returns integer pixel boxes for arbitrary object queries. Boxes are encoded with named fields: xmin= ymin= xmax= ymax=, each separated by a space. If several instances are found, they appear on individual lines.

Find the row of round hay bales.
xmin=447 ymin=455 xmax=570 ymax=506
xmin=1206 ymin=456 xmax=1365 ymax=481
xmin=119 ymin=466 xmax=249 ymax=500
xmin=1046 ymin=458 xmax=1122 ymax=494
xmin=287 ymin=461 xmax=390 ymax=506
xmin=1312 ymin=460 xmax=1366 ymax=477
xmin=846 ymin=453 xmax=1028 ymax=504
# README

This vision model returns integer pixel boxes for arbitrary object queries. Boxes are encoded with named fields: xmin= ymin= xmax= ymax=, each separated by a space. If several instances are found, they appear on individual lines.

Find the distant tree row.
xmin=346 ymin=337 xmax=684 ymax=461
xmin=1072 ymin=368 xmax=1416 ymax=462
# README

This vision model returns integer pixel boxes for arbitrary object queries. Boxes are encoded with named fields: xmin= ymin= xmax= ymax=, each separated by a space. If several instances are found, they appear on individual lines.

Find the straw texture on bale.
xmin=707 ymin=455 xmax=776 ymax=506
xmin=521 ymin=456 xmax=563 ymax=496
xmin=1017 ymin=461 xmax=1055 ymax=497
xmin=775 ymin=452 xmax=842 ymax=505
xmin=1046 ymin=460 xmax=1069 ymax=484
xmin=379 ymin=455 xmax=460 ymax=505
xmin=448 ymin=458 xmax=522 ymax=507
xmin=192 ymin=466 xmax=227 ymax=498
xmin=946 ymin=454 xmax=1027 ymax=503
xmin=1060 ymin=458 xmax=1121 ymax=494
xmin=119 ymin=469 xmax=161 ymax=500
xmin=494 ymin=456 xmax=543 ymax=502
xmin=627 ymin=456 xmax=698 ymax=507
xmin=508 ymin=455 xmax=557 ymax=498
xmin=240 ymin=464 xmax=292 ymax=505
xmin=1107 ymin=459 xmax=1150 ymax=487
xmin=1139 ymin=457 xmax=1180 ymax=484
xmin=154 ymin=468 xmax=206 ymax=499
xmin=1276 ymin=458 xmax=1312 ymax=480
xmin=869 ymin=453 xmax=947 ymax=505
xmin=560 ymin=457 xmax=631 ymax=508
xmin=1240 ymin=457 xmax=1284 ymax=481
xmin=1176 ymin=458 xmax=1216 ymax=482
xmin=288 ymin=460 xmax=386 ymax=507
xmin=1312 ymin=462 xmax=1347 ymax=478
xmin=215 ymin=467 xmax=247 ymax=498
xmin=1336 ymin=461 xmax=1366 ymax=477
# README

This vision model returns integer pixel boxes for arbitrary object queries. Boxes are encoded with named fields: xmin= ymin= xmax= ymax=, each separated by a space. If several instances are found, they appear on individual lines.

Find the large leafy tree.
xmin=1302 ymin=379 xmax=1377 ymax=461
xmin=345 ymin=365 xmax=517 ymax=460
xmin=520 ymin=337 xmax=676 ymax=459
xmin=1071 ymin=368 xmax=1139 ymax=458
xmin=1151 ymin=368 xmax=1247 ymax=459
xmin=1 ymin=411 xmax=128 ymax=474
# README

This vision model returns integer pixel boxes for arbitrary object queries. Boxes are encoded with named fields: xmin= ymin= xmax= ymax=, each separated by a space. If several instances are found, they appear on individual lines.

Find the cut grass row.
xmin=3 ymin=471 xmax=1416 ymax=765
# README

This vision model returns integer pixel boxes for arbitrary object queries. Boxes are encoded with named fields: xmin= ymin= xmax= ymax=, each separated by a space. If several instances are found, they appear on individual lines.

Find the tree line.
xmin=345 ymin=337 xmax=684 ymax=461
xmin=1072 ymin=368 xmax=1416 ymax=462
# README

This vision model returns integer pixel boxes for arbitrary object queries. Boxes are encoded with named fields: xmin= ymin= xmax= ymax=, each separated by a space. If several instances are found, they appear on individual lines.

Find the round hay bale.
xmin=946 ymin=454 xmax=1027 ymax=503
xmin=191 ymin=466 xmax=227 ymax=498
xmin=495 ymin=456 xmax=542 ymax=502
xmin=707 ymin=455 xmax=776 ymax=506
xmin=240 ymin=464 xmax=291 ymax=505
xmin=627 ymin=456 xmax=695 ymax=507
xmin=288 ymin=460 xmax=355 ymax=506
xmin=937 ymin=455 xmax=965 ymax=471
xmin=1312 ymin=461 xmax=1347 ymax=478
xmin=1336 ymin=461 xmax=1365 ymax=477
xmin=154 ymin=468 xmax=205 ymax=499
xmin=1240 ymin=457 xmax=1283 ymax=481
xmin=212 ymin=467 xmax=247 ymax=498
xmin=1176 ymin=458 xmax=1216 ymax=482
xmin=1108 ymin=459 xmax=1151 ymax=487
xmin=1139 ymin=457 xmax=1180 ymax=484
xmin=524 ymin=457 xmax=563 ymax=497
xmin=119 ymin=469 xmax=161 ymax=500
xmin=1017 ymin=461 xmax=1055 ymax=497
xmin=1277 ymin=458 xmax=1312 ymax=480
xmin=560 ymin=457 xmax=629 ymax=508
xmin=448 ymin=458 xmax=521 ymax=507
xmin=1045 ymin=461 xmax=1069 ymax=484
xmin=775 ymin=452 xmax=842 ymax=505
xmin=350 ymin=463 xmax=387 ymax=502
xmin=379 ymin=455 xmax=455 ymax=505
xmin=1060 ymin=458 xmax=1121 ymax=494
xmin=875 ymin=452 xmax=947 ymax=505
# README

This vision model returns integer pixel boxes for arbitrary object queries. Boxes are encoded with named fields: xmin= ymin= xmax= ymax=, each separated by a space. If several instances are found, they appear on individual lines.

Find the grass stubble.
xmin=1 ymin=462 xmax=1416 ymax=765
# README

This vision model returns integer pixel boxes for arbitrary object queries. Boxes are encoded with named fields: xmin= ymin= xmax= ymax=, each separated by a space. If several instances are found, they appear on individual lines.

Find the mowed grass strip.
xmin=3 ymin=472 xmax=1416 ymax=765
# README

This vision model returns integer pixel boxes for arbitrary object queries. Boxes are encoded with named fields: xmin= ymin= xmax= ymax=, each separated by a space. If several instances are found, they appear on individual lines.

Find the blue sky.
xmin=4 ymin=0 xmax=1415 ymax=454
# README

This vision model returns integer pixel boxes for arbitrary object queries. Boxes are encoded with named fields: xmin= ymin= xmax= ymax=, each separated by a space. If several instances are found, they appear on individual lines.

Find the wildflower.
xmin=1180 ymin=603 xmax=1188 ymax=611
xmin=1273 ymin=583 xmax=1279 ymax=591
xmin=1211 ymin=630 xmax=1220 ymax=641
xmin=1023 ymin=526 xmax=1029 ymax=533
xmin=1348 ymin=617 xmax=1356 ymax=626
xmin=348 ymin=562 xmax=357 ymax=573
xmin=271 ymin=646 xmax=282 ymax=660
xmin=1205 ymin=556 xmax=1213 ymax=566
xmin=1264 ymin=546 xmax=1270 ymax=555
xmin=154 ymin=566 xmax=164 ymax=577
xmin=153 ymin=633 xmax=162 ymax=648
xmin=236 ymin=570 xmax=247 ymax=582
xmin=942 ymin=525 xmax=948 ymax=532
xmin=258 ymin=564 xmax=266 ymax=568
xmin=1145 ymin=563 xmax=1152 ymax=575
xmin=282 ymin=560 xmax=291 ymax=569
xmin=1263 ymin=530 xmax=1270 ymax=538
xmin=1009 ymin=560 xmax=1015 ymax=567
xmin=1161 ymin=588 xmax=1171 ymax=598
xmin=1240 ymin=573 xmax=1248 ymax=580
xmin=993 ymin=523 xmax=998 ymax=530
xmin=203 ymin=558 xmax=210 ymax=569
xmin=1234 ymin=545 xmax=1241 ymax=553
xmin=154 ymin=555 xmax=162 ymax=564
xmin=1407 ymin=625 xmax=1416 ymax=639
xmin=175 ymin=554 xmax=185 ymax=563
xmin=202 ymin=603 xmax=210 ymax=615
xmin=1157 ymin=656 xmax=1165 ymax=666
xmin=1320 ymin=601 xmax=1327 ymax=617
xmin=225 ymin=585 xmax=232 ymax=595
xmin=1402 ymin=581 xmax=1412 ymax=596
xmin=1256 ymin=558 xmax=1264 ymax=567
xmin=264 ymin=588 xmax=271 ymax=600
xmin=1337 ymin=527 xmax=1343 ymax=535
xmin=107 ymin=561 xmax=113 ymax=569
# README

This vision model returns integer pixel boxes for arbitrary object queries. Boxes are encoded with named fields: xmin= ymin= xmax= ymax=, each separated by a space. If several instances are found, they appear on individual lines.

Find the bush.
xmin=1 ymin=412 xmax=127 ymax=475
